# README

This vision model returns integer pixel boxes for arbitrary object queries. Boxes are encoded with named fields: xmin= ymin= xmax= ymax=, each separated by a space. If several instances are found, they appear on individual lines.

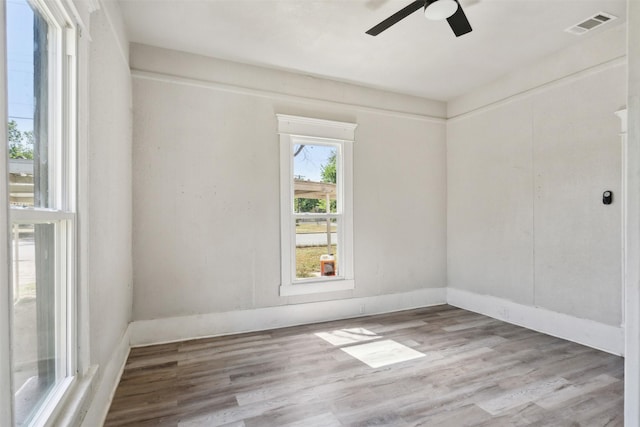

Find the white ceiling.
xmin=118 ymin=0 xmax=627 ymax=101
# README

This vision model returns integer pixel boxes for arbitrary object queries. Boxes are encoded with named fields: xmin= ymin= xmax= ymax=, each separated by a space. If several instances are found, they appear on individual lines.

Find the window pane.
xmin=293 ymin=144 xmax=337 ymax=214
xmin=295 ymin=218 xmax=338 ymax=280
xmin=7 ymin=2 xmax=67 ymax=424
xmin=11 ymin=223 xmax=62 ymax=426
xmin=8 ymin=0 xmax=50 ymax=208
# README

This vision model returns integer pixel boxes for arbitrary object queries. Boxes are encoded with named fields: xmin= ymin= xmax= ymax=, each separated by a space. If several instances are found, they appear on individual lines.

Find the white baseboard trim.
xmin=79 ymin=326 xmax=131 ymax=427
xmin=130 ymin=287 xmax=447 ymax=347
xmin=446 ymin=288 xmax=624 ymax=356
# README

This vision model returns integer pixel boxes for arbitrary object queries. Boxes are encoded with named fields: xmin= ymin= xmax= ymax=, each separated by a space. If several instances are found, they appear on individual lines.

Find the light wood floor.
xmin=105 ymin=305 xmax=623 ymax=426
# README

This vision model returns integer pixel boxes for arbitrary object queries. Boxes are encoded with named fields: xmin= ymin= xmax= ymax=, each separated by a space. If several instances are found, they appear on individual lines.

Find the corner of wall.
xmin=444 ymin=21 xmax=626 ymax=338
xmin=128 ymin=43 xmax=446 ymax=119
xmin=96 ymin=0 xmax=129 ymax=66
xmin=446 ymin=288 xmax=624 ymax=356
xmin=81 ymin=0 xmax=134 ymax=424
xmin=79 ymin=326 xmax=131 ymax=427
xmin=447 ymin=23 xmax=627 ymax=118
xmin=130 ymin=288 xmax=447 ymax=347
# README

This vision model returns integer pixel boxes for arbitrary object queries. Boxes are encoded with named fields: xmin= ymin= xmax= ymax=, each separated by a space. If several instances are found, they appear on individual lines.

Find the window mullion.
xmin=292 ymin=213 xmax=339 ymax=219
xmin=9 ymin=209 xmax=75 ymax=223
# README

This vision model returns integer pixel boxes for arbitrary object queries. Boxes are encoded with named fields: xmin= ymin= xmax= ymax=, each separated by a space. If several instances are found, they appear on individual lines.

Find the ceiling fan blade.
xmin=446 ymin=0 xmax=472 ymax=37
xmin=366 ymin=0 xmax=424 ymax=36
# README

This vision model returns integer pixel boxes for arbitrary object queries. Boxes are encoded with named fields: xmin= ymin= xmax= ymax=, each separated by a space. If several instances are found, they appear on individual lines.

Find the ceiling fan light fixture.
xmin=424 ymin=0 xmax=459 ymax=21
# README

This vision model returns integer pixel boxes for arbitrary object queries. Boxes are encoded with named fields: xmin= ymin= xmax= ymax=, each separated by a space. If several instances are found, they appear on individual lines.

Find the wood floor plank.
xmin=105 ymin=305 xmax=623 ymax=426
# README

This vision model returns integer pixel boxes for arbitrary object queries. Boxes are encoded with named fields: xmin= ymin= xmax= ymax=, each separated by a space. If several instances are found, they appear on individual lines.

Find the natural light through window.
xmin=278 ymin=115 xmax=356 ymax=296
xmin=6 ymin=0 xmax=77 ymax=424
xmin=315 ymin=328 xmax=380 ymax=346
xmin=341 ymin=340 xmax=426 ymax=369
xmin=315 ymin=328 xmax=426 ymax=368
xmin=293 ymin=143 xmax=339 ymax=279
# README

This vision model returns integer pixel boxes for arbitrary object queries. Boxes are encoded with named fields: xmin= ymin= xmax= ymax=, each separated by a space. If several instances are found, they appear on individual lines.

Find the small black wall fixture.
xmin=603 ymin=191 xmax=613 ymax=205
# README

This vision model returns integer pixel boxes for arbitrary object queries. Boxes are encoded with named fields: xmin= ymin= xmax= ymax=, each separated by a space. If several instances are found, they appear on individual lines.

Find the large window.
xmin=6 ymin=0 xmax=77 ymax=425
xmin=278 ymin=115 xmax=356 ymax=296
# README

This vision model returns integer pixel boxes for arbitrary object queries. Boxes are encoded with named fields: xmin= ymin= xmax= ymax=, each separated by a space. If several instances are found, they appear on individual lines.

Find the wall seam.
xmin=531 ymin=99 xmax=537 ymax=308
xmin=444 ymin=120 xmax=449 ymax=291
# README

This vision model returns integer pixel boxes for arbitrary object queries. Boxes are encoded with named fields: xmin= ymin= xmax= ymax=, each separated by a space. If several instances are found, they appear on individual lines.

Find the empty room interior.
xmin=1 ymin=0 xmax=640 ymax=425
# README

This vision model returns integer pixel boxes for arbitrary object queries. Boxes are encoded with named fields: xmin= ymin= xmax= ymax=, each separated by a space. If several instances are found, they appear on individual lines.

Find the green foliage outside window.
xmin=321 ymin=152 xmax=336 ymax=184
xmin=8 ymin=119 xmax=34 ymax=159
xmin=320 ymin=152 xmax=337 ymax=211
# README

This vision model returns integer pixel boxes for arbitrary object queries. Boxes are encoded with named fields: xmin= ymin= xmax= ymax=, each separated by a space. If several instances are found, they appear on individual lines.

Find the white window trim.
xmin=0 ymin=2 xmax=12 ymax=423
xmin=2 ymin=0 xmax=83 ymax=425
xmin=277 ymin=114 xmax=356 ymax=296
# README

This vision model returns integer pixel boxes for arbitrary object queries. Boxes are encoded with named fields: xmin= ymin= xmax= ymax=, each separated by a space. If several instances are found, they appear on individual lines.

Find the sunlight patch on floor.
xmin=340 ymin=339 xmax=426 ymax=368
xmin=315 ymin=327 xmax=425 ymax=368
xmin=314 ymin=328 xmax=380 ymax=346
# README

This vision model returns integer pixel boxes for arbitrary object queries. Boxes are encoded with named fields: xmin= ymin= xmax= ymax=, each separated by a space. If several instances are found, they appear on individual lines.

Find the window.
xmin=6 ymin=0 xmax=77 ymax=424
xmin=277 ymin=115 xmax=356 ymax=296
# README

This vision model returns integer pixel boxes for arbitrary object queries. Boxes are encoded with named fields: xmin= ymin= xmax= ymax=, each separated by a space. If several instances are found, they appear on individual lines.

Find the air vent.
xmin=565 ymin=12 xmax=617 ymax=35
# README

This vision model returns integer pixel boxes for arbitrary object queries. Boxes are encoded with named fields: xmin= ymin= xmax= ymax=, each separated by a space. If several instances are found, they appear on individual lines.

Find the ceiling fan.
xmin=366 ymin=0 xmax=472 ymax=37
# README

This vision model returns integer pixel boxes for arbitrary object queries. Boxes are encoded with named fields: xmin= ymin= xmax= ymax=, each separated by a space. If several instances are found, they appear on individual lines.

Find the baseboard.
xmin=79 ymin=326 xmax=131 ymax=427
xmin=130 ymin=287 xmax=447 ymax=347
xmin=68 ymin=286 xmax=623 ymax=426
xmin=446 ymin=288 xmax=624 ymax=356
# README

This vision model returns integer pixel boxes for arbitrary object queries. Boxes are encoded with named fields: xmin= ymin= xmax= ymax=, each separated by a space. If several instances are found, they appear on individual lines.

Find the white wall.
xmin=448 ymin=25 xmax=627 ymax=118
xmin=87 ymin=0 xmax=132 ymax=375
xmin=70 ymin=6 xmax=634 ymax=422
xmin=625 ymin=0 xmax=640 ymax=422
xmin=79 ymin=1 xmax=133 ymax=424
xmin=130 ymin=44 xmax=447 ymax=322
xmin=447 ymin=26 xmax=626 ymax=327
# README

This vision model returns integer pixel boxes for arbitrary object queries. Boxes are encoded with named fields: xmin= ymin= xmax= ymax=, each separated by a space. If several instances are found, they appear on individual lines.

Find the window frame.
xmin=0 ymin=3 xmax=12 ymax=424
xmin=277 ymin=114 xmax=356 ymax=296
xmin=4 ymin=0 xmax=79 ymax=425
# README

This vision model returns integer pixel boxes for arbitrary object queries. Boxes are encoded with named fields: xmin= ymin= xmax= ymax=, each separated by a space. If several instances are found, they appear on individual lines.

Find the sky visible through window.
xmin=7 ymin=0 xmax=35 ymax=134
xmin=294 ymin=144 xmax=335 ymax=182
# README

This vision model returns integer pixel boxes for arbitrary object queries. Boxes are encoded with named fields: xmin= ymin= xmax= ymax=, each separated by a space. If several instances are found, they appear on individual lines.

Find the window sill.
xmin=48 ymin=366 xmax=97 ymax=427
xmin=280 ymin=279 xmax=355 ymax=296
xmin=25 ymin=376 xmax=74 ymax=427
